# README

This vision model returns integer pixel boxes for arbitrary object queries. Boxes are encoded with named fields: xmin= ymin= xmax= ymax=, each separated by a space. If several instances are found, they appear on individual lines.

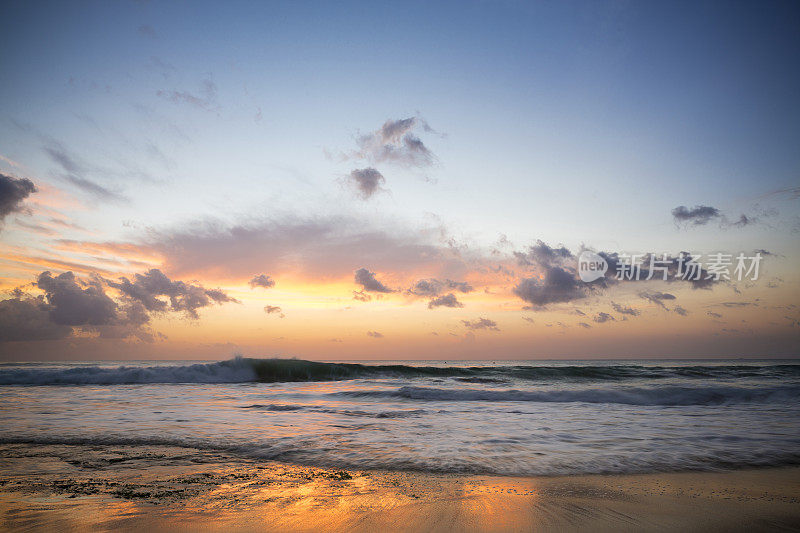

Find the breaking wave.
xmin=0 ymin=357 xmax=798 ymax=386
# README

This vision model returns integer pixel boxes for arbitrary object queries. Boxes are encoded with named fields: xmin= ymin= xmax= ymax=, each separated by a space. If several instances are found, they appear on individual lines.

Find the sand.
xmin=0 ymin=444 xmax=798 ymax=532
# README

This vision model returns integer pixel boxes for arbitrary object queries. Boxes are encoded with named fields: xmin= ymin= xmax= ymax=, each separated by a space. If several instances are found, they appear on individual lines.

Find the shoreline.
xmin=1 ymin=444 xmax=799 ymax=532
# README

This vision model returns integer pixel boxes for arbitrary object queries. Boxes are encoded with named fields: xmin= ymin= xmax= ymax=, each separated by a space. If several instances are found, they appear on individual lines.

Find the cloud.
xmin=707 ymin=311 xmax=723 ymax=318
xmin=671 ymin=205 xmax=722 ymax=225
xmin=718 ymin=301 xmax=757 ymax=308
xmin=593 ymin=312 xmax=615 ymax=323
xmin=428 ymin=293 xmax=463 ymax=309
xmin=37 ymin=271 xmax=118 ymax=326
xmin=62 ymin=174 xmax=126 ymax=202
xmin=760 ymin=187 xmax=800 ymax=200
xmin=728 ymin=214 xmax=753 ymax=227
xmin=578 ymin=322 xmax=592 ymax=329
xmin=352 ymin=290 xmax=371 ymax=302
xmin=0 ymin=297 xmax=72 ymax=341
xmin=106 ymin=268 xmax=239 ymax=319
xmin=129 ymin=215 xmax=466 ymax=281
xmin=0 ymin=173 xmax=37 ymax=223
xmin=513 ymin=266 xmax=585 ymax=307
xmin=354 ymin=268 xmax=394 ymax=293
xmin=157 ymin=79 xmax=218 ymax=111
xmin=673 ymin=305 xmax=689 ymax=316
xmin=1 ymin=269 xmax=240 ymax=343
xmin=44 ymin=145 xmax=127 ymax=202
xmin=461 ymin=318 xmax=499 ymax=331
xmin=611 ymin=302 xmax=640 ymax=316
xmin=598 ymin=251 xmax=717 ymax=290
xmin=249 ymin=274 xmax=276 ymax=289
xmin=264 ymin=305 xmax=284 ymax=318
xmin=407 ymin=278 xmax=474 ymax=297
xmin=346 ymin=168 xmax=385 ymax=199
xmin=350 ymin=117 xmax=436 ymax=168
xmin=366 ymin=330 xmax=384 ymax=338
xmin=514 ymin=240 xmax=572 ymax=267
xmin=672 ymin=205 xmax=757 ymax=229
xmin=639 ymin=290 xmax=676 ymax=309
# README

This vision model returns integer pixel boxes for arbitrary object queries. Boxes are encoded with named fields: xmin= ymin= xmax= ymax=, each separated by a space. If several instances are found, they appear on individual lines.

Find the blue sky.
xmin=1 ymin=1 xmax=798 ymax=359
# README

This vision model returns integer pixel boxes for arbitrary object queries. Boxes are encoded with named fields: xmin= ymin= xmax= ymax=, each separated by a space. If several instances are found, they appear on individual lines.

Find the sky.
xmin=0 ymin=0 xmax=798 ymax=360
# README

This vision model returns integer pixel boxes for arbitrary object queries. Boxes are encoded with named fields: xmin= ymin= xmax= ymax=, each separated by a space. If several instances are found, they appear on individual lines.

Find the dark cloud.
xmin=578 ymin=322 xmax=592 ymax=329
xmin=0 ymin=297 xmax=72 ymax=341
xmin=674 ymin=306 xmax=689 ymax=316
xmin=707 ymin=311 xmax=723 ymax=318
xmin=1 ymin=269 xmax=239 ymax=343
xmin=37 ymin=271 xmax=118 ymax=326
xmin=407 ymin=279 xmax=441 ymax=297
xmin=351 ymin=117 xmax=436 ymax=168
xmin=593 ymin=312 xmax=615 ymax=323
xmin=347 ymin=168 xmax=385 ymax=199
xmin=611 ymin=302 xmax=640 ymax=316
xmin=354 ymin=268 xmax=393 ymax=293
xmin=366 ymin=330 xmax=384 ymax=338
xmin=639 ymin=290 xmax=676 ymax=309
xmin=428 ymin=293 xmax=463 ymax=309
xmin=0 ymin=173 xmax=37 ymax=223
xmin=598 ymin=251 xmax=716 ymax=290
xmin=672 ymin=205 xmax=757 ymax=229
xmin=106 ymin=268 xmax=239 ymax=319
xmin=514 ymin=240 xmax=572 ymax=268
xmin=249 ymin=274 xmax=276 ymax=289
xmin=461 ymin=318 xmax=499 ymax=331
xmin=513 ymin=266 xmax=585 ymax=307
xmin=671 ymin=205 xmax=721 ymax=225
xmin=407 ymin=278 xmax=474 ymax=297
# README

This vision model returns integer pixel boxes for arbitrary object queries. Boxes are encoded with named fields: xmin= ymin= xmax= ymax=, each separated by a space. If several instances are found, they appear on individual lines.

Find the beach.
xmin=1 ymin=359 xmax=798 ymax=531
xmin=1 ymin=443 xmax=799 ymax=532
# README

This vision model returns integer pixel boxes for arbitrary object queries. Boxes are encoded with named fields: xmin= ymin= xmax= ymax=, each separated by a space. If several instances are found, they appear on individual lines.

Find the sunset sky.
xmin=1 ymin=0 xmax=798 ymax=360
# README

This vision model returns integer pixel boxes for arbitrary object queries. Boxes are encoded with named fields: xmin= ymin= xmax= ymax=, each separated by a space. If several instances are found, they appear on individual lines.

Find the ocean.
xmin=1 ymin=358 xmax=798 ymax=476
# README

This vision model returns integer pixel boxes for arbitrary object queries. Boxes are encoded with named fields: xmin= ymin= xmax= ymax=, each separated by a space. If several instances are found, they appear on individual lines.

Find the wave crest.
xmin=0 ymin=357 xmax=798 ymax=386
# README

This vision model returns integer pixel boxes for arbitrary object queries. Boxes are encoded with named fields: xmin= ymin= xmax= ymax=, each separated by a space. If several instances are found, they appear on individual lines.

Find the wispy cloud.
xmin=157 ymin=78 xmax=219 ymax=111
xmin=347 ymin=117 xmax=437 ymax=169
xmin=461 ymin=317 xmax=499 ymax=331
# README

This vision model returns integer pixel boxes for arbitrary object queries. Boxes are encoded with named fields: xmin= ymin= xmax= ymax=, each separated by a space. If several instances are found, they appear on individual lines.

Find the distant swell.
xmin=0 ymin=357 xmax=798 ymax=386
xmin=337 ymin=384 xmax=800 ymax=406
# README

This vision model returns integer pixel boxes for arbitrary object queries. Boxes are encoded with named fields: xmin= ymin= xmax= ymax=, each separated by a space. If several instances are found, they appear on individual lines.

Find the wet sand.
xmin=0 ymin=444 xmax=798 ymax=532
